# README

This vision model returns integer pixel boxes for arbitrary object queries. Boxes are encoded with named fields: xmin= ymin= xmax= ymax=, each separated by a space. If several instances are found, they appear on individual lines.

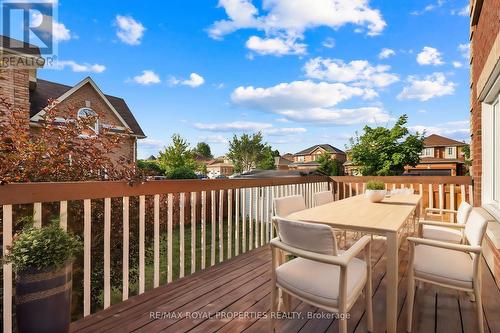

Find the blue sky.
xmin=14 ymin=0 xmax=471 ymax=158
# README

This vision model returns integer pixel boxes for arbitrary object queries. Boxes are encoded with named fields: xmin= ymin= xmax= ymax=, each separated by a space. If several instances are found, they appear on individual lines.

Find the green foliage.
xmin=137 ymin=160 xmax=165 ymax=176
xmin=349 ymin=115 xmax=425 ymax=176
xmin=227 ymin=132 xmax=274 ymax=173
xmin=165 ymin=165 xmax=198 ymax=179
xmin=316 ymin=152 xmax=343 ymax=176
xmin=158 ymin=134 xmax=197 ymax=179
xmin=366 ymin=180 xmax=385 ymax=190
xmin=193 ymin=142 xmax=213 ymax=159
xmin=257 ymin=146 xmax=280 ymax=170
xmin=6 ymin=218 xmax=81 ymax=272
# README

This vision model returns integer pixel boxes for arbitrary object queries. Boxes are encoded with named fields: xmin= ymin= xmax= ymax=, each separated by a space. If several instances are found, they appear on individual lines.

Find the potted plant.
xmin=6 ymin=218 xmax=81 ymax=333
xmin=365 ymin=180 xmax=386 ymax=203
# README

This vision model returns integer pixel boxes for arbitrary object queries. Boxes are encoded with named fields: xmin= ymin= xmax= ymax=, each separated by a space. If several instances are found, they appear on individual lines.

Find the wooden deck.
xmin=71 ymin=239 xmax=500 ymax=333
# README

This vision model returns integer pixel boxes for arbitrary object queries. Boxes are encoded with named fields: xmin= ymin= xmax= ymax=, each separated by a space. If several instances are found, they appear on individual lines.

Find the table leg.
xmin=386 ymin=232 xmax=398 ymax=333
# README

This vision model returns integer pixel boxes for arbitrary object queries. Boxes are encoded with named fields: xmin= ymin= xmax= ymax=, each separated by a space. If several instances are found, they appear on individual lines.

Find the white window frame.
xmin=445 ymin=146 xmax=456 ymax=159
xmin=77 ymin=107 xmax=99 ymax=134
xmin=420 ymin=147 xmax=434 ymax=157
xmin=481 ymin=73 xmax=500 ymax=219
xmin=297 ymin=156 xmax=305 ymax=162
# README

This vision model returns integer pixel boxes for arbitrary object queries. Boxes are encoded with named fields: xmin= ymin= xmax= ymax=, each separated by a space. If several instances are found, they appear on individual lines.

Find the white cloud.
xmin=322 ymin=37 xmax=335 ymax=49
xmin=416 ymin=46 xmax=444 ymax=65
xmin=49 ymin=60 xmax=106 ymax=73
xmin=409 ymin=120 xmax=470 ymax=139
xmin=411 ymin=0 xmax=445 ymax=15
xmin=198 ymin=135 xmax=228 ymax=144
xmin=170 ymin=73 xmax=205 ymax=88
xmin=452 ymin=61 xmax=463 ymax=68
xmin=194 ymin=121 xmax=306 ymax=136
xmin=115 ymin=15 xmax=145 ymax=45
xmin=245 ymin=35 xmax=306 ymax=56
xmin=31 ymin=12 xmax=71 ymax=42
xmin=303 ymin=57 xmax=399 ymax=88
xmin=137 ymin=138 xmax=166 ymax=159
xmin=230 ymin=80 xmax=390 ymax=125
xmin=458 ymin=43 xmax=470 ymax=59
xmin=397 ymin=72 xmax=456 ymax=101
xmin=208 ymin=0 xmax=386 ymax=55
xmin=451 ymin=4 xmax=469 ymax=16
xmin=378 ymin=48 xmax=395 ymax=59
xmin=131 ymin=70 xmax=161 ymax=85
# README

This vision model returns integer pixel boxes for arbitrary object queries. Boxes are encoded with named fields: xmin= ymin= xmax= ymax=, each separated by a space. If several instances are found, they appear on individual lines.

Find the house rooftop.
xmin=424 ymin=134 xmax=466 ymax=147
xmin=30 ymin=79 xmax=145 ymax=137
xmin=0 ymin=35 xmax=41 ymax=56
xmin=295 ymin=144 xmax=345 ymax=156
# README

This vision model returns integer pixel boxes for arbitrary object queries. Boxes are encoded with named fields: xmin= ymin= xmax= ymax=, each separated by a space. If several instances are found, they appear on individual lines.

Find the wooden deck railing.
xmin=0 ymin=175 xmax=473 ymax=333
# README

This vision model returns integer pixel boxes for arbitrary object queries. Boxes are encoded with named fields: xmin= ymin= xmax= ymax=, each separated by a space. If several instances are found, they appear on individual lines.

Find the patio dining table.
xmin=287 ymin=193 xmax=422 ymax=333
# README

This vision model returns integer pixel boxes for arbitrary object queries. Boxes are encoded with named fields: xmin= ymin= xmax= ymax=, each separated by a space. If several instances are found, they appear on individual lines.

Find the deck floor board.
xmin=71 ymin=238 xmax=500 ymax=333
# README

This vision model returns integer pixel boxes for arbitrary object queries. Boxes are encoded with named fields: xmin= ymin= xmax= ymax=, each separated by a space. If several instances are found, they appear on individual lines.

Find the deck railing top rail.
xmin=0 ymin=175 xmax=330 ymax=205
xmin=329 ymin=175 xmax=472 ymax=185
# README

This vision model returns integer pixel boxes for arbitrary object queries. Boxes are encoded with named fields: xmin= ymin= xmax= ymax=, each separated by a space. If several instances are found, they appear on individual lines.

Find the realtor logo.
xmin=1 ymin=0 xmax=57 ymax=56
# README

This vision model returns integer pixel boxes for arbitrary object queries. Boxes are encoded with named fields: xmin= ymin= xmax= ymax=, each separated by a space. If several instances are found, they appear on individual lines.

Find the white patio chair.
xmin=418 ymin=201 xmax=473 ymax=244
xmin=270 ymin=217 xmax=373 ymax=333
xmin=314 ymin=191 xmax=347 ymax=247
xmin=406 ymin=208 xmax=490 ymax=333
xmin=273 ymin=195 xmax=307 ymax=218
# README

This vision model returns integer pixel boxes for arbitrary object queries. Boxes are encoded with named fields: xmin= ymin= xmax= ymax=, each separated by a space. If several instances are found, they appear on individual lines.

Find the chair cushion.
xmin=413 ymin=245 xmax=473 ymax=289
xmin=422 ymin=225 xmax=462 ymax=243
xmin=276 ymin=257 xmax=366 ymax=308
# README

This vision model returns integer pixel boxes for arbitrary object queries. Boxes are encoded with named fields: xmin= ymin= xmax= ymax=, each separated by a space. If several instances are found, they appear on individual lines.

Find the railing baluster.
xmin=260 ymin=187 xmax=264 ymax=246
xmin=167 ymin=194 xmax=173 ymax=282
xmin=461 ymin=184 xmax=466 ymax=203
xmin=355 ymin=183 xmax=359 ymax=196
xmin=438 ymin=184 xmax=444 ymax=211
xmin=179 ymin=193 xmax=185 ymax=278
xmin=33 ymin=202 xmax=42 ymax=228
xmin=139 ymin=195 xmax=145 ymax=293
xmin=428 ymin=184 xmax=434 ymax=209
xmin=211 ymin=190 xmax=216 ymax=265
xmin=201 ymin=191 xmax=206 ymax=269
xmin=122 ymin=196 xmax=129 ymax=300
xmin=104 ymin=197 xmax=111 ymax=309
xmin=266 ymin=186 xmax=270 ymax=242
xmin=235 ymin=188 xmax=240 ymax=256
xmin=349 ymin=183 xmax=353 ymax=197
xmin=450 ymin=184 xmax=456 ymax=222
xmin=191 ymin=192 xmax=196 ymax=274
xmin=255 ymin=187 xmax=260 ymax=248
xmin=60 ymin=200 xmax=68 ymax=231
xmin=468 ymin=185 xmax=474 ymax=205
xmin=249 ymin=188 xmax=254 ymax=250
xmin=154 ymin=194 xmax=160 ymax=287
xmin=227 ymin=189 xmax=232 ymax=259
xmin=242 ymin=188 xmax=247 ymax=253
xmin=83 ymin=199 xmax=91 ymax=316
xmin=219 ymin=189 xmax=224 ymax=262
xmin=3 ymin=205 xmax=13 ymax=333
xmin=419 ymin=184 xmax=424 ymax=196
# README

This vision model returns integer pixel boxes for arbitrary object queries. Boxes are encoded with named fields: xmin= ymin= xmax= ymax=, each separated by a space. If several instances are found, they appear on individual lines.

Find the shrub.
xmin=6 ymin=218 xmax=82 ymax=272
xmin=166 ymin=166 xmax=198 ymax=179
xmin=366 ymin=180 xmax=385 ymax=191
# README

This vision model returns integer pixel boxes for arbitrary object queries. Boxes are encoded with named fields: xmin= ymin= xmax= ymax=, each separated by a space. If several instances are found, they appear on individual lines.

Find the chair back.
xmin=273 ymin=195 xmax=307 ymax=218
xmin=314 ymin=191 xmax=334 ymax=206
xmin=273 ymin=216 xmax=339 ymax=256
xmin=464 ymin=208 xmax=489 ymax=246
xmin=456 ymin=201 xmax=473 ymax=225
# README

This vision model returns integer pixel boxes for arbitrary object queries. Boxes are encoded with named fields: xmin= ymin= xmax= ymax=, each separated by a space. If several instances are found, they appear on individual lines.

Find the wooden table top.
xmin=287 ymin=194 xmax=422 ymax=234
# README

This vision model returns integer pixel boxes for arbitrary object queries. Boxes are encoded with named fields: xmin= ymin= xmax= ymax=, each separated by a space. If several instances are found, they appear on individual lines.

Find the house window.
xmin=420 ymin=148 xmax=434 ymax=157
xmin=77 ymin=108 xmax=99 ymax=134
xmin=445 ymin=146 xmax=456 ymax=159
xmin=482 ymin=75 xmax=500 ymax=217
xmin=297 ymin=156 xmax=304 ymax=162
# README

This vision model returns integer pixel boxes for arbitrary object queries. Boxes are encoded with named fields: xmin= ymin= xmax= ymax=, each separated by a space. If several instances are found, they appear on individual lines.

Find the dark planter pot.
xmin=15 ymin=262 xmax=72 ymax=333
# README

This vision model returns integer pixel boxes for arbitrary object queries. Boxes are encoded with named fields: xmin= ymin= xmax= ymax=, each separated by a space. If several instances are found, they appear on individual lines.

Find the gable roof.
xmin=30 ymin=78 xmax=145 ymax=137
xmin=0 ymin=35 xmax=41 ymax=57
xmin=424 ymin=134 xmax=465 ymax=147
xmin=295 ymin=144 xmax=345 ymax=156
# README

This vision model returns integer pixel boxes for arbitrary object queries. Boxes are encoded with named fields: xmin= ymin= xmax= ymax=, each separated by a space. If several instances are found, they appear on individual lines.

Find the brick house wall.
xmin=0 ymin=67 xmax=30 ymax=129
xmin=470 ymin=0 xmax=500 ymax=205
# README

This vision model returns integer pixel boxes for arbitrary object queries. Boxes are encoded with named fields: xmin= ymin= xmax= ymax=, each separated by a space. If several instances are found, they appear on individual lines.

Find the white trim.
xmin=30 ymin=77 xmax=132 ymax=132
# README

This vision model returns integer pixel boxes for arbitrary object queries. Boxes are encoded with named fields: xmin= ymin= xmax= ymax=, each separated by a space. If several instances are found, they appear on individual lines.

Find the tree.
xmin=227 ymin=132 xmax=271 ymax=173
xmin=349 ymin=115 xmax=424 ymax=176
xmin=193 ymin=142 xmax=213 ymax=159
xmin=462 ymin=143 xmax=472 ymax=175
xmin=257 ymin=146 xmax=280 ymax=170
xmin=316 ymin=152 xmax=343 ymax=176
xmin=158 ymin=134 xmax=197 ymax=179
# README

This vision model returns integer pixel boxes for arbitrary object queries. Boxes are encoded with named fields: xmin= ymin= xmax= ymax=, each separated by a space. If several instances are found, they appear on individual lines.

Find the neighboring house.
xmin=0 ymin=36 xmax=145 ymax=167
xmin=274 ymin=156 xmax=292 ymax=170
xmin=289 ymin=144 xmax=346 ymax=171
xmin=470 ymin=0 xmax=500 ymax=286
xmin=404 ymin=134 xmax=468 ymax=176
xmin=206 ymin=158 xmax=234 ymax=178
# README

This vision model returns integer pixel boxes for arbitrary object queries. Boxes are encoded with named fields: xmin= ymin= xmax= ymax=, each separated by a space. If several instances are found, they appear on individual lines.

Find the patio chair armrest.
xmin=407 ymin=237 xmax=481 ymax=254
xmin=270 ymin=238 xmax=350 ymax=267
xmin=340 ymin=235 xmax=371 ymax=261
xmin=418 ymin=220 xmax=466 ymax=229
xmin=425 ymin=208 xmax=457 ymax=214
